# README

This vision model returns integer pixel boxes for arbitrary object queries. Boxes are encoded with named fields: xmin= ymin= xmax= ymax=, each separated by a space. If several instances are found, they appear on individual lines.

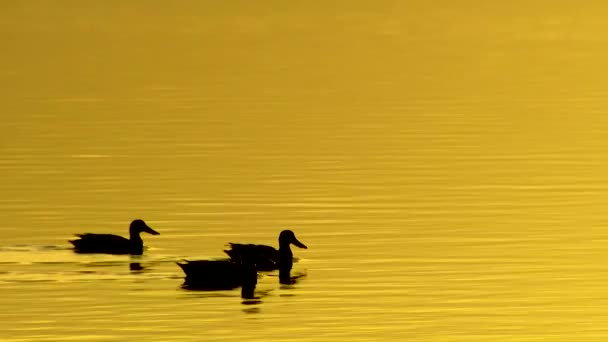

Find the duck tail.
xmin=176 ymin=261 xmax=188 ymax=272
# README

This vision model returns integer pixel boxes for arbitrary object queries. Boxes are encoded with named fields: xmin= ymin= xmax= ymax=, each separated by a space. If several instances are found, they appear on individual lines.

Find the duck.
xmin=177 ymin=259 xmax=258 ymax=298
xmin=69 ymin=219 xmax=160 ymax=255
xmin=224 ymin=230 xmax=307 ymax=272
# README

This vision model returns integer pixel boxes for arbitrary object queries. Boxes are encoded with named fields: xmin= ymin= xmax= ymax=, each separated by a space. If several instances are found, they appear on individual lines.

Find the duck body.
xmin=177 ymin=260 xmax=257 ymax=292
xmin=69 ymin=219 xmax=160 ymax=255
xmin=224 ymin=230 xmax=307 ymax=272
xmin=177 ymin=230 xmax=306 ymax=294
xmin=224 ymin=243 xmax=281 ymax=271
xmin=70 ymin=234 xmax=141 ymax=254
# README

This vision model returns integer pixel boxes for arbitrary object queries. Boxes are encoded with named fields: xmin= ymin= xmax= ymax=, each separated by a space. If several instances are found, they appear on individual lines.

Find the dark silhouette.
xmin=176 ymin=259 xmax=258 ymax=298
xmin=240 ymin=262 xmax=257 ymax=299
xmin=279 ymin=270 xmax=307 ymax=285
xmin=178 ymin=230 xmax=307 ymax=298
xmin=129 ymin=262 xmax=145 ymax=272
xmin=128 ymin=255 xmax=147 ymax=273
xmin=241 ymin=306 xmax=261 ymax=313
xmin=69 ymin=219 xmax=160 ymax=255
xmin=224 ymin=230 xmax=307 ymax=271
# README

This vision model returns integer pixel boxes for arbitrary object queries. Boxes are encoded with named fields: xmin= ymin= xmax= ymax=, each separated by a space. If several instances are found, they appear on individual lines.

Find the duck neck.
xmin=278 ymin=244 xmax=292 ymax=257
xmin=278 ymin=245 xmax=293 ymax=271
xmin=128 ymin=232 xmax=144 ymax=254
xmin=129 ymin=231 xmax=142 ymax=244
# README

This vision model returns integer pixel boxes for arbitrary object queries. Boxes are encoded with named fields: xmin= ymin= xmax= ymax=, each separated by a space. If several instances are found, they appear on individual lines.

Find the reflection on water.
xmin=279 ymin=271 xmax=307 ymax=286
xmin=3 ymin=1 xmax=608 ymax=341
xmin=241 ymin=306 xmax=262 ymax=315
xmin=129 ymin=262 xmax=145 ymax=272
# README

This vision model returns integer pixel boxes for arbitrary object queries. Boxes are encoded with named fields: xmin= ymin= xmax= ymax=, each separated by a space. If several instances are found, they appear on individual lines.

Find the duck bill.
xmin=292 ymin=237 xmax=307 ymax=249
xmin=143 ymin=225 xmax=160 ymax=235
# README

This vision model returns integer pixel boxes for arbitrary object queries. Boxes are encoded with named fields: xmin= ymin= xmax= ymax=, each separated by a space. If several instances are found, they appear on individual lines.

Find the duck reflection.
xmin=241 ymin=306 xmax=261 ymax=314
xmin=241 ymin=288 xmax=272 ymax=306
xmin=129 ymin=255 xmax=152 ymax=274
xmin=280 ymin=269 xmax=307 ymax=286
xmin=129 ymin=262 xmax=145 ymax=272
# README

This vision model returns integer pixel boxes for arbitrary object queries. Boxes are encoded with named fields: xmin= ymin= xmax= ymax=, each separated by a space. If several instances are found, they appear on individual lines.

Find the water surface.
xmin=2 ymin=1 xmax=608 ymax=341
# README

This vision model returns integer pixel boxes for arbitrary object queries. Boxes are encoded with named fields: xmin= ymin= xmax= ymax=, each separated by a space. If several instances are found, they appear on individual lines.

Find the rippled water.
xmin=3 ymin=1 xmax=608 ymax=341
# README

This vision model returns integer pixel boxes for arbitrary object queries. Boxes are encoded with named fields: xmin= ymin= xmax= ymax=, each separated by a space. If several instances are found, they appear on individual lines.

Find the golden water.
xmin=2 ymin=1 xmax=608 ymax=341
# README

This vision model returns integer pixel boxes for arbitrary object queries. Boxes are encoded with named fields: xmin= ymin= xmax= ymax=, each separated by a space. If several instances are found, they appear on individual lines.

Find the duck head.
xmin=278 ymin=230 xmax=307 ymax=249
xmin=129 ymin=219 xmax=160 ymax=237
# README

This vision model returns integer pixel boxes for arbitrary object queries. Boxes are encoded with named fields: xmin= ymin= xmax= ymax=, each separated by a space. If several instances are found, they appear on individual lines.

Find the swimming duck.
xmin=224 ymin=230 xmax=307 ymax=272
xmin=69 ymin=219 xmax=160 ymax=255
xmin=177 ymin=260 xmax=257 ymax=298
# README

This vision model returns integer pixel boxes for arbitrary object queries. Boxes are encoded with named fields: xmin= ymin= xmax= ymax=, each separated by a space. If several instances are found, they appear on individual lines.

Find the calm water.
xmin=3 ymin=1 xmax=608 ymax=341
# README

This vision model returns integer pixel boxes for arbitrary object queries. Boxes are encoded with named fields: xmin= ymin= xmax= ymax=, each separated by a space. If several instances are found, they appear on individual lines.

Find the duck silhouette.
xmin=177 ymin=230 xmax=307 ymax=294
xmin=177 ymin=259 xmax=258 ymax=298
xmin=224 ymin=230 xmax=307 ymax=273
xmin=69 ymin=219 xmax=160 ymax=255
